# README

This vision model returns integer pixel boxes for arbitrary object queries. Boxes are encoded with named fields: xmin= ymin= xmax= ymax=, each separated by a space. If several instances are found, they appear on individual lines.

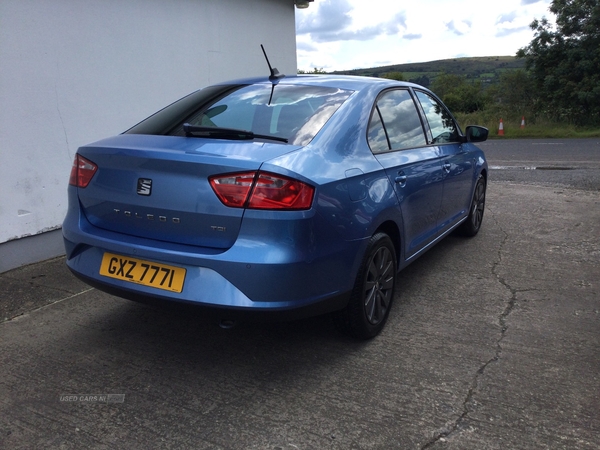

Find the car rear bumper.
xmin=67 ymin=265 xmax=350 ymax=322
xmin=63 ymin=207 xmax=363 ymax=317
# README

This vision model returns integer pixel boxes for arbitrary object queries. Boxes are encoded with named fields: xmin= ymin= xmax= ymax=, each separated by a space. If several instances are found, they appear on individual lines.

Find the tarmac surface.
xmin=1 ymin=181 xmax=599 ymax=449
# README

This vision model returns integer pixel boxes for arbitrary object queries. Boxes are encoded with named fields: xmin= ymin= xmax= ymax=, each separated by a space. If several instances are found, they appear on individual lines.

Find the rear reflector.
xmin=209 ymin=171 xmax=314 ymax=210
xmin=69 ymin=154 xmax=97 ymax=188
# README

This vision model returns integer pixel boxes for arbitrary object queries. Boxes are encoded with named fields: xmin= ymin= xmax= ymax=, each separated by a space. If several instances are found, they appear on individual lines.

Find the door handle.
xmin=394 ymin=174 xmax=407 ymax=186
xmin=442 ymin=163 xmax=451 ymax=173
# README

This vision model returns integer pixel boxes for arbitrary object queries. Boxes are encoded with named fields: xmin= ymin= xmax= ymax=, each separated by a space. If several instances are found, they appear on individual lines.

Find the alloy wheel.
xmin=363 ymin=246 xmax=395 ymax=325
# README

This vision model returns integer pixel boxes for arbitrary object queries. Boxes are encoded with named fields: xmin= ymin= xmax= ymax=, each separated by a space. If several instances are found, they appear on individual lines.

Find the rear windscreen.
xmin=126 ymin=83 xmax=353 ymax=146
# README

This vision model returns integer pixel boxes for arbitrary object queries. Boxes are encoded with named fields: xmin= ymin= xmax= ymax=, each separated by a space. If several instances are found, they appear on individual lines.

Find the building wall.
xmin=0 ymin=0 xmax=297 ymax=272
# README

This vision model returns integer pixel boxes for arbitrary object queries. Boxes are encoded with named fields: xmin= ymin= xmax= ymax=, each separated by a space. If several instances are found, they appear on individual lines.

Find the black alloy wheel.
xmin=337 ymin=232 xmax=397 ymax=339
xmin=459 ymin=174 xmax=486 ymax=237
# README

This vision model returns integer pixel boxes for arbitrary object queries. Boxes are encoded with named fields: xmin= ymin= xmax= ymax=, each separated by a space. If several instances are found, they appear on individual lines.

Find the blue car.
xmin=63 ymin=75 xmax=488 ymax=339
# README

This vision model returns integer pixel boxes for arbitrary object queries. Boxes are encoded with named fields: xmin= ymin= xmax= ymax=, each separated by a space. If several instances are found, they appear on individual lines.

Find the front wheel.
xmin=458 ymin=174 xmax=486 ymax=237
xmin=336 ymin=232 xmax=397 ymax=339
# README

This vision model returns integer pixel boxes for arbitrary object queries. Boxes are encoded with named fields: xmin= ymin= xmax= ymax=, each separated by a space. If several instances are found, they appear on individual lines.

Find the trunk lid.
xmin=77 ymin=134 xmax=299 ymax=249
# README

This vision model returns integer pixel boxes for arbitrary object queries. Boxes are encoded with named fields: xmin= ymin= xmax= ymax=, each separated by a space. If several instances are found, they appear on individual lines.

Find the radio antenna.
xmin=261 ymin=44 xmax=285 ymax=82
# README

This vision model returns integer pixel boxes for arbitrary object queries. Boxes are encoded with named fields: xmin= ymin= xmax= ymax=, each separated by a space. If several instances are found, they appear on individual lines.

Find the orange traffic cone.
xmin=520 ymin=116 xmax=526 ymax=129
xmin=498 ymin=118 xmax=505 ymax=136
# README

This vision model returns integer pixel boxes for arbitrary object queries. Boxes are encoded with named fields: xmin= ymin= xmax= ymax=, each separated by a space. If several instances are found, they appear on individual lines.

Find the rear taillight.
xmin=69 ymin=154 xmax=97 ymax=188
xmin=208 ymin=173 xmax=255 ymax=208
xmin=209 ymin=171 xmax=314 ymax=210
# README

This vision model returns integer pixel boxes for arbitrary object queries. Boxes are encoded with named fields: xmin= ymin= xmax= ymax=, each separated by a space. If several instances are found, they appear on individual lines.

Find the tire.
xmin=458 ymin=174 xmax=486 ymax=237
xmin=336 ymin=232 xmax=397 ymax=339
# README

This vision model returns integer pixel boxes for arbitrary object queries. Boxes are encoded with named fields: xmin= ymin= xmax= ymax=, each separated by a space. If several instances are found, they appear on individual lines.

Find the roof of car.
xmin=212 ymin=74 xmax=421 ymax=92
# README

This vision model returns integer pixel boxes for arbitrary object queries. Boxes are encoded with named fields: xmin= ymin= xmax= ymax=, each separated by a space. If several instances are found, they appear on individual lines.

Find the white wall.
xmin=0 ymin=0 xmax=297 ymax=271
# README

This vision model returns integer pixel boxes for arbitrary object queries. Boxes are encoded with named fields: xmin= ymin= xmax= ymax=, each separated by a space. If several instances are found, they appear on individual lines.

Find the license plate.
xmin=99 ymin=253 xmax=186 ymax=293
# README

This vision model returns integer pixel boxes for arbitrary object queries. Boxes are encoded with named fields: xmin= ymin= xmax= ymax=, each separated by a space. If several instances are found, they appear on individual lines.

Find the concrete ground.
xmin=1 ymin=182 xmax=598 ymax=449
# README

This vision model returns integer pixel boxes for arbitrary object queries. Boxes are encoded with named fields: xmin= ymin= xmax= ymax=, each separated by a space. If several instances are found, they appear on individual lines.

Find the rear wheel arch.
xmin=336 ymin=230 xmax=398 ymax=339
xmin=458 ymin=172 xmax=486 ymax=237
xmin=479 ymin=168 xmax=487 ymax=183
xmin=375 ymin=220 xmax=402 ymax=268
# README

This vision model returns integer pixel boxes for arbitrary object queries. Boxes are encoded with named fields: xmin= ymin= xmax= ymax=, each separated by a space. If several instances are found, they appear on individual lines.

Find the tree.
xmin=297 ymin=67 xmax=327 ymax=74
xmin=517 ymin=0 xmax=600 ymax=125
xmin=430 ymin=73 xmax=487 ymax=114
xmin=430 ymin=73 xmax=464 ymax=99
xmin=380 ymin=71 xmax=405 ymax=81
xmin=487 ymin=69 xmax=537 ymax=120
xmin=410 ymin=75 xmax=430 ymax=88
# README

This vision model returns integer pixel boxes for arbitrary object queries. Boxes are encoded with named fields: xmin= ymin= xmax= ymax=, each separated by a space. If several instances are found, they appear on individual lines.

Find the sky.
xmin=295 ymin=0 xmax=554 ymax=72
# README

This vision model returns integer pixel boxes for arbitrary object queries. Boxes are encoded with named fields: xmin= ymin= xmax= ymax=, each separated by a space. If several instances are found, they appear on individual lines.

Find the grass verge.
xmin=455 ymin=113 xmax=600 ymax=139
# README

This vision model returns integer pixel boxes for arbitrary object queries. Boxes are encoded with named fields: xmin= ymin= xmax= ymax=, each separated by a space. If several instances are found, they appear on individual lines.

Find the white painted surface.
xmin=0 ymin=0 xmax=297 ymax=246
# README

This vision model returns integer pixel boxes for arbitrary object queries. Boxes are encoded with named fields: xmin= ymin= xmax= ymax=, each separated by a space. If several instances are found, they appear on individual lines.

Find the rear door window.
xmin=368 ymin=89 xmax=426 ymax=153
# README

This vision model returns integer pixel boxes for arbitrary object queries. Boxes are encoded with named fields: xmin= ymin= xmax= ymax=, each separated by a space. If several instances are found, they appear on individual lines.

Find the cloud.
xmin=521 ymin=0 xmax=542 ymax=4
xmin=326 ymin=26 xmax=382 ymax=42
xmin=445 ymin=20 xmax=472 ymax=36
xmin=296 ymin=41 xmax=318 ymax=52
xmin=296 ymin=0 xmax=407 ymax=43
xmin=495 ymin=26 xmax=529 ymax=37
xmin=496 ymin=11 xmax=519 ymax=24
xmin=296 ymin=0 xmax=353 ymax=36
xmin=382 ymin=12 xmax=408 ymax=34
xmin=402 ymin=33 xmax=422 ymax=40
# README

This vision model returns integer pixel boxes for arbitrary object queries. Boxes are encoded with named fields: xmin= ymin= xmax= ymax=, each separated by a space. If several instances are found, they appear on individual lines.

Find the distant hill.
xmin=332 ymin=56 xmax=526 ymax=88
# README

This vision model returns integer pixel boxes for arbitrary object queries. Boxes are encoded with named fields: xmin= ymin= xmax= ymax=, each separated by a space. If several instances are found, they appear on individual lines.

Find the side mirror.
xmin=464 ymin=126 xmax=488 ymax=143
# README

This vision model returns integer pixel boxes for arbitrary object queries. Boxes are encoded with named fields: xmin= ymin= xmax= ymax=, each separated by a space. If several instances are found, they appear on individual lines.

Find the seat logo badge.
xmin=137 ymin=178 xmax=152 ymax=196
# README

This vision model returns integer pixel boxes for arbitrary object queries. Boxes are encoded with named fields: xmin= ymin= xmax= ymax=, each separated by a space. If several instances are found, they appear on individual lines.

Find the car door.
xmin=414 ymin=90 xmax=475 ymax=234
xmin=369 ymin=88 xmax=445 ymax=259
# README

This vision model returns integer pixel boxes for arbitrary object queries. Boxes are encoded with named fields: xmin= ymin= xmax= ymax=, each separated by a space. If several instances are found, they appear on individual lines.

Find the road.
xmin=1 ymin=139 xmax=599 ymax=449
xmin=480 ymin=138 xmax=600 ymax=191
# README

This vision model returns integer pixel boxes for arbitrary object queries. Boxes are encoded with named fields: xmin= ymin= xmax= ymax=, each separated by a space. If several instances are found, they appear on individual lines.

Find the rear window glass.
xmin=126 ymin=84 xmax=352 ymax=146
xmin=370 ymin=89 xmax=426 ymax=152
